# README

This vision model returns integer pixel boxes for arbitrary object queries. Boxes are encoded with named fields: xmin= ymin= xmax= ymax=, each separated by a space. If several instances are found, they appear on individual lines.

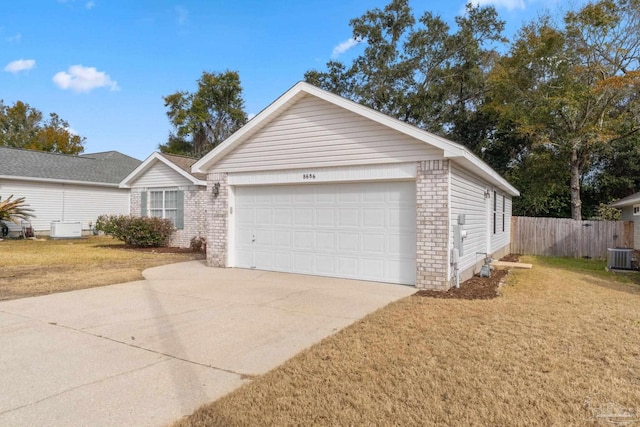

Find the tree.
xmin=0 ymin=195 xmax=35 ymax=224
xmin=487 ymin=0 xmax=640 ymax=220
xmin=304 ymin=0 xmax=505 ymax=146
xmin=161 ymin=70 xmax=247 ymax=158
xmin=0 ymin=101 xmax=85 ymax=155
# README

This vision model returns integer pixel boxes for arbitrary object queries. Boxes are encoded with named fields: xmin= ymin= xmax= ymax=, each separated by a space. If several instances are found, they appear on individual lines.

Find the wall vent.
xmin=607 ymin=248 xmax=633 ymax=270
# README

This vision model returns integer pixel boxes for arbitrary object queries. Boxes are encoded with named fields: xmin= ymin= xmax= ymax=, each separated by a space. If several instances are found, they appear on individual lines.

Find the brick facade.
xmin=415 ymin=160 xmax=450 ymax=290
xmin=131 ymin=186 xmax=207 ymax=248
xmin=205 ymin=173 xmax=228 ymax=267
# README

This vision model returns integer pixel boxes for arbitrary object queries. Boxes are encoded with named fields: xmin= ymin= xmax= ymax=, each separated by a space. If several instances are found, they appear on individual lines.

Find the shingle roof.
xmin=157 ymin=152 xmax=207 ymax=181
xmin=0 ymin=147 xmax=141 ymax=185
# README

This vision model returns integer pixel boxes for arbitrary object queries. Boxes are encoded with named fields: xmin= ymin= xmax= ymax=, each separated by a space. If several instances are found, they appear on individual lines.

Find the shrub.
xmin=96 ymin=215 xmax=175 ymax=247
xmin=190 ymin=236 xmax=206 ymax=253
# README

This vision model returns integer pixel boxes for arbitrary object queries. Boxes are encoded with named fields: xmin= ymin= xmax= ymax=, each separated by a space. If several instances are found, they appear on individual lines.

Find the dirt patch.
xmin=412 ymin=254 xmax=519 ymax=300
xmin=500 ymin=253 xmax=521 ymax=262
xmin=414 ymin=269 xmax=508 ymax=300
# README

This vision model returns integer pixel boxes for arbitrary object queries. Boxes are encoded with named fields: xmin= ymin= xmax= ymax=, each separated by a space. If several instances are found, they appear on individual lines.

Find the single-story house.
xmin=119 ymin=152 xmax=207 ymax=248
xmin=191 ymin=82 xmax=519 ymax=290
xmin=0 ymin=147 xmax=140 ymax=237
xmin=609 ymin=193 xmax=640 ymax=250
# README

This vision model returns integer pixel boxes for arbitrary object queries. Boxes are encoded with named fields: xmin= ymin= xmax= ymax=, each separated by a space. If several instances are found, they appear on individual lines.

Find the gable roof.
xmin=609 ymin=192 xmax=640 ymax=208
xmin=192 ymin=81 xmax=519 ymax=196
xmin=0 ymin=146 xmax=141 ymax=187
xmin=119 ymin=152 xmax=207 ymax=188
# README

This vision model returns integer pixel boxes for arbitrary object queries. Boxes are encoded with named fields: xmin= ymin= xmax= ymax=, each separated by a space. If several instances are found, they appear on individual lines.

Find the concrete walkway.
xmin=0 ymin=261 xmax=415 ymax=426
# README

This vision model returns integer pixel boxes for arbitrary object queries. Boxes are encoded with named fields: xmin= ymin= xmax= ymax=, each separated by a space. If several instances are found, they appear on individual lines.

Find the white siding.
xmin=130 ymin=161 xmax=191 ymax=188
xmin=450 ymin=165 xmax=490 ymax=273
xmin=213 ymin=94 xmax=441 ymax=173
xmin=0 ymin=179 xmax=129 ymax=232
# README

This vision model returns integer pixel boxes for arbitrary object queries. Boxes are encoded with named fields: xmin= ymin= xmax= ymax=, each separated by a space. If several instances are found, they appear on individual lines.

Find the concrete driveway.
xmin=0 ymin=261 xmax=415 ymax=426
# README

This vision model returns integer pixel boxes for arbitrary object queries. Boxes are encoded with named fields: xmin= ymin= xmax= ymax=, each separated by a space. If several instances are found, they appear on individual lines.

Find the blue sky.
xmin=2 ymin=0 xmax=584 ymax=161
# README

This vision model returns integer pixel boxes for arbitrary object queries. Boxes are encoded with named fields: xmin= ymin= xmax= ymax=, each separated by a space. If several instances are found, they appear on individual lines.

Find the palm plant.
xmin=0 ymin=195 xmax=35 ymax=224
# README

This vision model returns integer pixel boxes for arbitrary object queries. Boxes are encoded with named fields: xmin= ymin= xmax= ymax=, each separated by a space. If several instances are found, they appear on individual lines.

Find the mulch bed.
xmin=414 ymin=254 xmax=520 ymax=300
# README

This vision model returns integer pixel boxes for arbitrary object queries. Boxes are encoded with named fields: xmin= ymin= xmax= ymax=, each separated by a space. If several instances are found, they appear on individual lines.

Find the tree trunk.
xmin=570 ymin=147 xmax=582 ymax=221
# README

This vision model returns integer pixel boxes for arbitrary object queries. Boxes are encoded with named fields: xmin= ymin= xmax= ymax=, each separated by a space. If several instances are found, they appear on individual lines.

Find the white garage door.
xmin=234 ymin=181 xmax=416 ymax=285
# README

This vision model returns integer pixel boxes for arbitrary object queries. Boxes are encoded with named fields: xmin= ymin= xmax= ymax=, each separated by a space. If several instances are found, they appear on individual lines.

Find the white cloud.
xmin=86 ymin=1 xmax=95 ymax=9
xmin=52 ymin=65 xmax=120 ymax=93
xmin=176 ymin=5 xmax=188 ymax=25
xmin=7 ymin=32 xmax=22 ymax=42
xmin=332 ymin=37 xmax=362 ymax=58
xmin=4 ymin=59 xmax=36 ymax=74
xmin=466 ymin=0 xmax=526 ymax=11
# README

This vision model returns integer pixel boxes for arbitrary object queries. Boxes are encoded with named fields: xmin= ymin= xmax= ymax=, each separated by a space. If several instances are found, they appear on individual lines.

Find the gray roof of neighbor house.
xmin=0 ymin=146 xmax=141 ymax=185
xmin=609 ymin=191 xmax=640 ymax=208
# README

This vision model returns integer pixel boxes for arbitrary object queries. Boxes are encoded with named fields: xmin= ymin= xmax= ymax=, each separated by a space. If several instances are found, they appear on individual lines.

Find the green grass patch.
xmin=528 ymin=255 xmax=640 ymax=286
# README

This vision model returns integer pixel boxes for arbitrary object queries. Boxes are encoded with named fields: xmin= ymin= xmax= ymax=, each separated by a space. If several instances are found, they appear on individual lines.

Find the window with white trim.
xmin=150 ymin=190 xmax=178 ymax=226
xmin=634 ymin=204 xmax=640 ymax=216
xmin=493 ymin=191 xmax=497 ymax=234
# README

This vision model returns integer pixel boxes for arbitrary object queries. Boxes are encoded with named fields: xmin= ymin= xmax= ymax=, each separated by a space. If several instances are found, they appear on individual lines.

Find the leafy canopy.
xmin=0 ymin=100 xmax=85 ymax=155
xmin=160 ymin=70 xmax=247 ymax=158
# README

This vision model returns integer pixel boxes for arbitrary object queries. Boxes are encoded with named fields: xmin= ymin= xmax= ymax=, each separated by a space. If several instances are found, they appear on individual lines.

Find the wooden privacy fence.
xmin=511 ymin=216 xmax=634 ymax=259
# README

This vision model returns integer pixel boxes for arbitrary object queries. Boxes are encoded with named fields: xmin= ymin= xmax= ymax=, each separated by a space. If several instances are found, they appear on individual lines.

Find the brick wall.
xmin=416 ymin=160 xmax=450 ymax=290
xmin=130 ymin=186 xmax=207 ymax=249
xmin=205 ymin=173 xmax=228 ymax=267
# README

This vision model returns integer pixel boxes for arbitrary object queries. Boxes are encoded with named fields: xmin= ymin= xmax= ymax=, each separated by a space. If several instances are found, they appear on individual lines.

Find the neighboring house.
xmin=120 ymin=152 xmax=207 ymax=248
xmin=0 ymin=147 xmax=140 ymax=236
xmin=609 ymin=193 xmax=640 ymax=250
xmin=191 ymin=82 xmax=519 ymax=291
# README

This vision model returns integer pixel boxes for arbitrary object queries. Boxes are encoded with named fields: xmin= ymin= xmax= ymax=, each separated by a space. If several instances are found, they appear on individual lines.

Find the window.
xmin=143 ymin=190 xmax=183 ymax=229
xmin=634 ymin=205 xmax=640 ymax=216
xmin=502 ymin=195 xmax=506 ymax=232
xmin=493 ymin=191 xmax=497 ymax=234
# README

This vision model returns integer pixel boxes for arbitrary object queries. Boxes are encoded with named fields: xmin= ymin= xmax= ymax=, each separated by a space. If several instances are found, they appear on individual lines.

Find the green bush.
xmin=96 ymin=215 xmax=175 ymax=247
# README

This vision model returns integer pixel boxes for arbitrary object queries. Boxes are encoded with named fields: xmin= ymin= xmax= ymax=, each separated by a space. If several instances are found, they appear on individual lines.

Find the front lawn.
xmin=174 ymin=256 xmax=640 ymax=426
xmin=0 ymin=236 xmax=203 ymax=301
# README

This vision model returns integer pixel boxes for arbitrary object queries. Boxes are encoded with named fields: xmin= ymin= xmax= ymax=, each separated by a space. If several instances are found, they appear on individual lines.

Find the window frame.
xmin=149 ymin=190 xmax=179 ymax=226
xmin=633 ymin=204 xmax=640 ymax=216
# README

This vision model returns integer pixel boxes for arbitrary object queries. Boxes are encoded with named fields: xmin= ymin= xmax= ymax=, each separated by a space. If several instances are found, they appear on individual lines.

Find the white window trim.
xmin=633 ymin=204 xmax=640 ymax=216
xmin=149 ymin=190 xmax=178 ymax=225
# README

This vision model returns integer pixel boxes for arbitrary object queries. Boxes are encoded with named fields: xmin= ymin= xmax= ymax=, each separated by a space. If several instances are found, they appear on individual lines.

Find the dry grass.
xmin=0 ymin=236 xmax=204 ymax=301
xmin=174 ymin=257 xmax=640 ymax=427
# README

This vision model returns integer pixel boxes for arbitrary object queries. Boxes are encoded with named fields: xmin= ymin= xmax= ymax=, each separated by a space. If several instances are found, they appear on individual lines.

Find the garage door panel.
xmin=234 ymin=182 xmax=416 ymax=285
xmin=294 ymin=208 xmax=313 ymax=226
xmin=273 ymin=230 xmax=292 ymax=247
xmin=273 ymin=252 xmax=292 ymax=270
xmin=254 ymin=250 xmax=273 ymax=269
xmin=362 ymin=208 xmax=385 ymax=228
xmin=338 ymin=209 xmax=359 ymax=227
xmin=315 ymin=255 xmax=336 ymax=274
xmin=316 ymin=208 xmax=335 ymax=226
xmin=389 ymin=233 xmax=417 ymax=256
xmin=294 ymin=253 xmax=314 ymax=272
xmin=362 ymin=234 xmax=385 ymax=254
xmin=294 ymin=230 xmax=313 ymax=249
xmin=255 ymin=208 xmax=272 ymax=225
xmin=338 ymin=232 xmax=360 ymax=252
xmin=361 ymin=259 xmax=385 ymax=280
xmin=316 ymin=232 xmax=336 ymax=251
xmin=274 ymin=208 xmax=291 ymax=225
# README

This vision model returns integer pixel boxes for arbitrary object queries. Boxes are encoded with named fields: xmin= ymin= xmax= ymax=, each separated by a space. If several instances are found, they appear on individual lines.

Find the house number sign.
xmin=302 ymin=173 xmax=316 ymax=180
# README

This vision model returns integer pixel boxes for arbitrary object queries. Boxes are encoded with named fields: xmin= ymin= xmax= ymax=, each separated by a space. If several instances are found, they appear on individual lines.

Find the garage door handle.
xmin=252 ymin=235 xmax=255 ymax=243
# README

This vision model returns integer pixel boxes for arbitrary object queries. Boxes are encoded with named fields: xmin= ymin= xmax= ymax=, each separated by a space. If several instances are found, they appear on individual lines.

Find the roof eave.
xmin=121 ymin=152 xmax=205 ymax=188
xmin=0 ymin=175 xmax=122 ymax=188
